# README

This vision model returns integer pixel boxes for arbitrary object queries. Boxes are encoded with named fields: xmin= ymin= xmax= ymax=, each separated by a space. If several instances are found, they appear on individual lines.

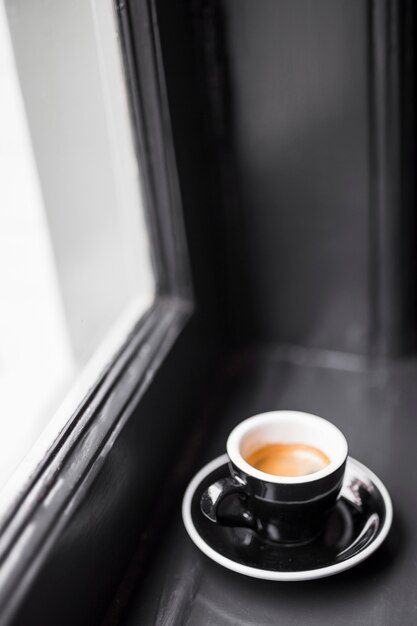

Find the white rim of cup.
xmin=226 ymin=411 xmax=348 ymax=484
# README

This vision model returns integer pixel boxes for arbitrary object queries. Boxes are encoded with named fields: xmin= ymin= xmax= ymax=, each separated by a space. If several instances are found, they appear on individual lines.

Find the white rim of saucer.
xmin=182 ymin=454 xmax=393 ymax=581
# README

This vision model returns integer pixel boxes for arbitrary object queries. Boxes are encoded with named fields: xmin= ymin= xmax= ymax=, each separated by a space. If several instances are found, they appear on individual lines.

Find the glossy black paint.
xmin=192 ymin=458 xmax=386 ymax=573
xmin=201 ymin=457 xmax=346 ymax=543
xmin=3 ymin=0 xmax=416 ymax=624
xmin=221 ymin=0 xmax=370 ymax=353
xmin=103 ymin=0 xmax=416 ymax=622
xmin=9 ymin=308 xmax=216 ymax=626
xmin=183 ymin=0 xmax=417 ymax=355
xmin=122 ymin=353 xmax=408 ymax=626
xmin=1 ymin=0 xmax=222 ymax=623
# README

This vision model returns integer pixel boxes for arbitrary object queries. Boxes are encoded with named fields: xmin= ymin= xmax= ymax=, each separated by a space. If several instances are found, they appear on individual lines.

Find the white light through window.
xmin=0 ymin=0 xmax=154 ymax=514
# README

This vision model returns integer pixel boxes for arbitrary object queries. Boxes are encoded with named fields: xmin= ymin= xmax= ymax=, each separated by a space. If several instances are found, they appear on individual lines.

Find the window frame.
xmin=0 ymin=0 xmax=201 ymax=622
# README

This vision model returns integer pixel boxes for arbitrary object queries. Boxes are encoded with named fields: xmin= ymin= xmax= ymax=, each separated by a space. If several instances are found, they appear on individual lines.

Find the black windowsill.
xmin=118 ymin=346 xmax=412 ymax=625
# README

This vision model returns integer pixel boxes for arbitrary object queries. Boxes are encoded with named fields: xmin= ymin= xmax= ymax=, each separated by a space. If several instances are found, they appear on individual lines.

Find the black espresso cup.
xmin=201 ymin=411 xmax=348 ymax=544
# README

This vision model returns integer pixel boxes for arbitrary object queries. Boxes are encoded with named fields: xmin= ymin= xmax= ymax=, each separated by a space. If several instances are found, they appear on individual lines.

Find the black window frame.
xmin=0 ymin=1 xmax=215 ymax=623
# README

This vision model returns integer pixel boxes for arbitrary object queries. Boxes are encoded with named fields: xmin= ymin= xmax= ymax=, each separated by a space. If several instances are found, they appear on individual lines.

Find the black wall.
xmin=157 ymin=0 xmax=416 ymax=356
xmin=223 ymin=0 xmax=370 ymax=353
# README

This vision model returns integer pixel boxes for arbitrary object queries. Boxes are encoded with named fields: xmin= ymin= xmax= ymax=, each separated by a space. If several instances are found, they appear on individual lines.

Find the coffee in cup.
xmin=245 ymin=442 xmax=331 ymax=477
xmin=200 ymin=411 xmax=348 ymax=544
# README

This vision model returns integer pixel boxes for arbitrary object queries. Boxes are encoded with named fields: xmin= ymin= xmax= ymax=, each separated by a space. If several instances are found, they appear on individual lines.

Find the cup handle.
xmin=200 ymin=476 xmax=256 ymax=529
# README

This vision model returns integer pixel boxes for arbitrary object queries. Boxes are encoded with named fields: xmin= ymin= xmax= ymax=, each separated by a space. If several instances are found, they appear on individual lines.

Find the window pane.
xmin=0 ymin=0 xmax=154 ymax=508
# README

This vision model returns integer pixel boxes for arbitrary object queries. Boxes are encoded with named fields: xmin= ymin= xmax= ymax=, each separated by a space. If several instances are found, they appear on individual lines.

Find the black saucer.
xmin=182 ymin=454 xmax=392 ymax=580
